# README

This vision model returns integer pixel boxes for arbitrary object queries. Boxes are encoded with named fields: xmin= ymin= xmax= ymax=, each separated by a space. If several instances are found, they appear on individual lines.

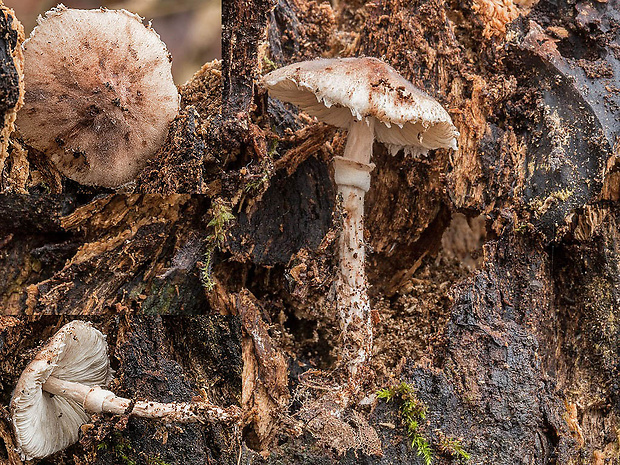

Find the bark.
xmin=0 ymin=2 xmax=24 ymax=189
xmin=0 ymin=194 xmax=216 ymax=315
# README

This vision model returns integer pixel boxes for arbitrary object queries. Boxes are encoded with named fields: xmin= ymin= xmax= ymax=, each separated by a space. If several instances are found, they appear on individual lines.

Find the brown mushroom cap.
xmin=16 ymin=5 xmax=180 ymax=187
xmin=10 ymin=320 xmax=112 ymax=460
xmin=263 ymin=57 xmax=459 ymax=153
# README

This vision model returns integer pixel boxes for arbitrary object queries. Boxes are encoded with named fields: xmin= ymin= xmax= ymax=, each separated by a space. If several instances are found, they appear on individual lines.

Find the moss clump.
xmin=97 ymin=432 xmax=137 ymax=465
xmin=436 ymin=430 xmax=471 ymax=462
xmin=378 ymin=382 xmax=432 ymax=465
xmin=378 ymin=383 xmax=472 ymax=464
xmin=200 ymin=201 xmax=235 ymax=291
xmin=147 ymin=457 xmax=172 ymax=465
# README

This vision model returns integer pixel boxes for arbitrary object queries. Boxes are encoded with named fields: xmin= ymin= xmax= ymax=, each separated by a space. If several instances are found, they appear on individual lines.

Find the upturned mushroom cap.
xmin=263 ymin=57 xmax=459 ymax=154
xmin=10 ymin=320 xmax=112 ymax=460
xmin=16 ymin=5 xmax=180 ymax=187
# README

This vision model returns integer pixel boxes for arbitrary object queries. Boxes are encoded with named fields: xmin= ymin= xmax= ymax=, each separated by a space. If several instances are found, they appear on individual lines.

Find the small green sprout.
xmin=243 ymin=171 xmax=270 ymax=193
xmin=268 ymin=138 xmax=279 ymax=157
xmin=207 ymin=202 xmax=235 ymax=247
xmin=262 ymin=55 xmax=277 ymax=73
xmin=199 ymin=248 xmax=216 ymax=292
xmin=412 ymin=434 xmax=433 ymax=464
xmin=515 ymin=222 xmax=531 ymax=234
xmin=242 ymin=158 xmax=274 ymax=195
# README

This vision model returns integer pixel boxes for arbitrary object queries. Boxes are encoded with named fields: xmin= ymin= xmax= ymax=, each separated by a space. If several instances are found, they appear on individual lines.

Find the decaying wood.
xmin=0 ymin=0 xmax=618 ymax=463
xmin=0 ymin=2 xmax=24 ymax=189
xmin=222 ymin=0 xmax=620 ymax=463
xmin=0 ymin=195 xmax=217 ymax=315
xmin=222 ymin=0 xmax=276 ymax=160
xmin=0 ymin=315 xmax=241 ymax=465
xmin=136 ymin=61 xmax=223 ymax=194
xmin=238 ymin=290 xmax=290 ymax=452
xmin=273 ymin=123 xmax=335 ymax=175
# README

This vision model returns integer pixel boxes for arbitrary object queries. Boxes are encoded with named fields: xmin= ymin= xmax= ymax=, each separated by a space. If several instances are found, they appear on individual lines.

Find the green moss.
xmin=243 ymin=157 xmax=274 ymax=195
xmin=243 ymin=171 xmax=270 ymax=193
xmin=143 ymin=282 xmax=178 ymax=314
xmin=199 ymin=247 xmax=216 ymax=292
xmin=97 ymin=432 xmax=137 ymax=465
xmin=515 ymin=222 xmax=533 ymax=234
xmin=553 ymin=188 xmax=573 ymax=202
xmin=527 ymin=188 xmax=574 ymax=217
xmin=147 ymin=457 xmax=172 ymax=465
xmin=6 ymin=255 xmax=41 ymax=295
xmin=378 ymin=382 xmax=432 ymax=465
xmin=262 ymin=55 xmax=277 ymax=73
xmin=268 ymin=138 xmax=279 ymax=157
xmin=437 ymin=431 xmax=471 ymax=462
xmin=200 ymin=201 xmax=235 ymax=292
xmin=97 ymin=432 xmax=174 ymax=465
xmin=378 ymin=383 xmax=472 ymax=464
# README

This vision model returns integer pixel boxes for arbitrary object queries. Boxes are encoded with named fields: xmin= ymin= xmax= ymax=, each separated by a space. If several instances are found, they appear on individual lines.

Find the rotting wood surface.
xmin=0 ymin=195 xmax=217 ymax=315
xmin=0 ymin=315 xmax=241 ymax=465
xmin=0 ymin=0 xmax=618 ymax=464
xmin=223 ymin=0 xmax=620 ymax=463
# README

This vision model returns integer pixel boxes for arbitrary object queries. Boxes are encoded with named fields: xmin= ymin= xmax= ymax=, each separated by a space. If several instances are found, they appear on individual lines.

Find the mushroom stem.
xmin=337 ymin=183 xmax=372 ymax=375
xmin=343 ymin=118 xmax=375 ymax=164
xmin=333 ymin=121 xmax=376 ymax=376
xmin=42 ymin=376 xmax=240 ymax=423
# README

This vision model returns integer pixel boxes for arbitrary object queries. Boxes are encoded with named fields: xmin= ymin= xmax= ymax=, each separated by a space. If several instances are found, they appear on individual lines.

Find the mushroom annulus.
xmin=263 ymin=57 xmax=459 ymax=376
xmin=10 ymin=320 xmax=240 ymax=460
xmin=16 ymin=5 xmax=180 ymax=187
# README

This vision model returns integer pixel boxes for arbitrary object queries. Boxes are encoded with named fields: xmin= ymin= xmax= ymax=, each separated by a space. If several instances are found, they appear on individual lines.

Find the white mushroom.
xmin=16 ymin=5 xmax=180 ymax=187
xmin=263 ymin=57 xmax=459 ymax=375
xmin=10 ymin=320 xmax=239 ymax=460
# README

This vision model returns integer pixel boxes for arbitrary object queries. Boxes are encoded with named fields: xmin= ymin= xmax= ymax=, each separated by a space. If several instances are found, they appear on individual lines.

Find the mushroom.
xmin=263 ymin=57 xmax=458 ymax=375
xmin=11 ymin=320 xmax=239 ymax=460
xmin=16 ymin=5 xmax=180 ymax=187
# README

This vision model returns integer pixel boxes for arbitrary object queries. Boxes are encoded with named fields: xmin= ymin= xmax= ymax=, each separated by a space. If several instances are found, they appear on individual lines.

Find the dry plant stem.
xmin=42 ymin=376 xmax=238 ymax=423
xmin=335 ymin=117 xmax=375 ymax=377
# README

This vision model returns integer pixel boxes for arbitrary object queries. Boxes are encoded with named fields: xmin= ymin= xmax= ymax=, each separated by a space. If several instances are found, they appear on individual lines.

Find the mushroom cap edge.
xmin=263 ymin=57 xmax=459 ymax=152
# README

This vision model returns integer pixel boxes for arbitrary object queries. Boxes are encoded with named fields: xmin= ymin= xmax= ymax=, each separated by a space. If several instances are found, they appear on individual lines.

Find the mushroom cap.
xmin=263 ymin=57 xmax=459 ymax=152
xmin=16 ymin=5 xmax=180 ymax=187
xmin=10 ymin=320 xmax=113 ymax=460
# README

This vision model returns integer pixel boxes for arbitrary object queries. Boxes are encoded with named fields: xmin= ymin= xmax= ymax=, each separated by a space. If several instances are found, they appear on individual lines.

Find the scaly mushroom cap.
xmin=10 ymin=320 xmax=113 ymax=460
xmin=16 ymin=5 xmax=180 ymax=187
xmin=263 ymin=57 xmax=459 ymax=153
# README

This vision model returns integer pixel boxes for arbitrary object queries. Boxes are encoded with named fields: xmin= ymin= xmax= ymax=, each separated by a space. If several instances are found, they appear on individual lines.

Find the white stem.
xmin=343 ymin=118 xmax=375 ymax=165
xmin=333 ymin=117 xmax=376 ymax=377
xmin=42 ymin=376 xmax=239 ymax=423
xmin=337 ymin=183 xmax=372 ymax=376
